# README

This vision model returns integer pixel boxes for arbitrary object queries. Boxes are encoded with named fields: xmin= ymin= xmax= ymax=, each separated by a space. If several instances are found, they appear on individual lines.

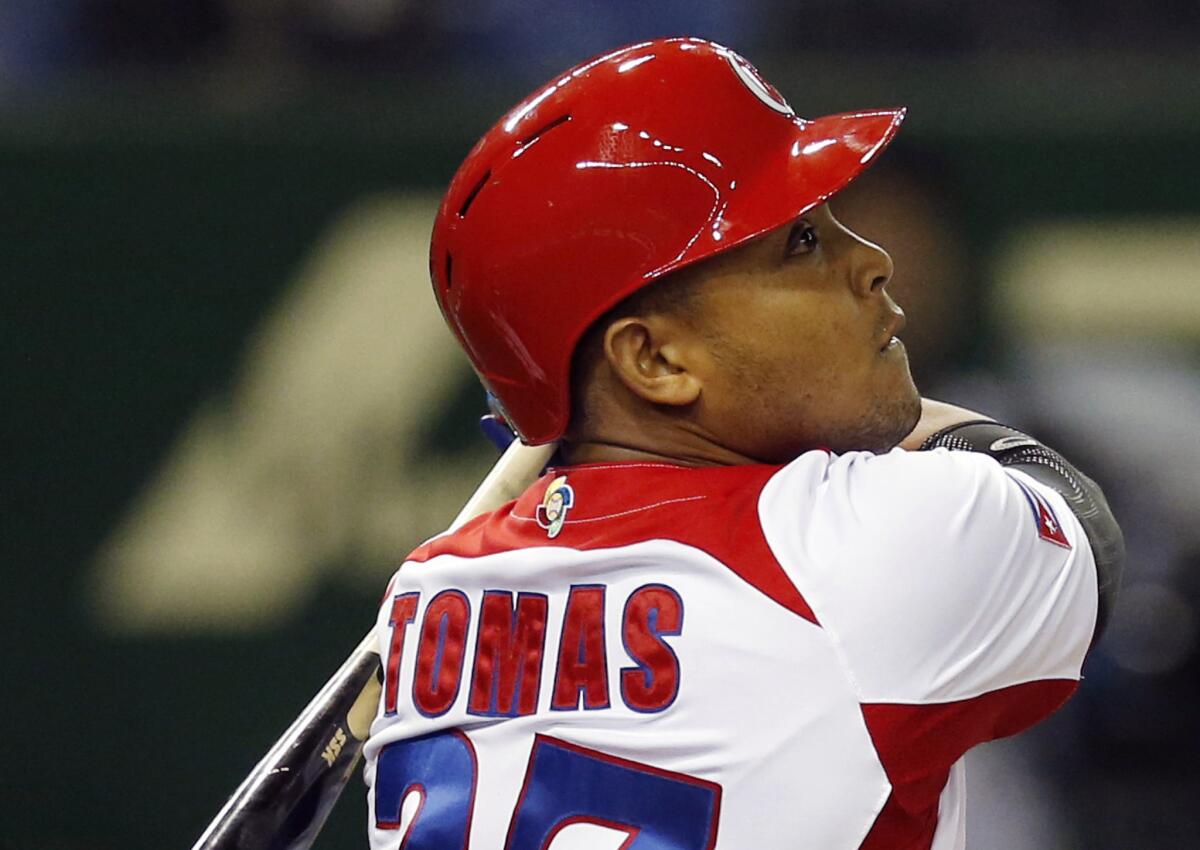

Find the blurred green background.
xmin=4 ymin=2 xmax=1200 ymax=849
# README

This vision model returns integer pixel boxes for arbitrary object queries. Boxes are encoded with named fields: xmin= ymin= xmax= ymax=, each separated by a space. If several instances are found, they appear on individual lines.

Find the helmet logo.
xmin=535 ymin=475 xmax=575 ymax=538
xmin=724 ymin=51 xmax=793 ymax=116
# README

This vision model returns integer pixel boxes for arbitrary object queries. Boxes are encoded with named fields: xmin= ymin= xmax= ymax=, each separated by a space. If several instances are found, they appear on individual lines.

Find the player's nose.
xmin=848 ymin=235 xmax=894 ymax=298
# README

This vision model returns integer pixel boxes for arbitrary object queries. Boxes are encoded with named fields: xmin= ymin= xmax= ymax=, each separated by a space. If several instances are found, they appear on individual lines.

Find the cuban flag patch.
xmin=1012 ymin=477 xmax=1072 ymax=549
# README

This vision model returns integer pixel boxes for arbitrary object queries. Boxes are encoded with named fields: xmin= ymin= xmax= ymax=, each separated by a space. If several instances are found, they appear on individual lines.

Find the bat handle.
xmin=450 ymin=440 xmax=556 ymax=530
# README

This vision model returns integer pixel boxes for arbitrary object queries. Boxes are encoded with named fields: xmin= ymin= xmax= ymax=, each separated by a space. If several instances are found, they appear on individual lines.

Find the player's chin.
xmin=856 ymin=368 xmax=921 ymax=453
xmin=822 ymin=389 xmax=918 ymax=455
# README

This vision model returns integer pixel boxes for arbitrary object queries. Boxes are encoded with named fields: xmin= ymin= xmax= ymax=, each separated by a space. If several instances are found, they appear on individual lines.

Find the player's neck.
xmin=564 ymin=382 xmax=762 ymax=467
xmin=560 ymin=430 xmax=758 ymax=468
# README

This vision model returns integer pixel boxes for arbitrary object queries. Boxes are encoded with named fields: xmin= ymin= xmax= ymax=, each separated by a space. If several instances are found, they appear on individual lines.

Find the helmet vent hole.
xmin=458 ymin=170 xmax=491 ymax=218
xmin=519 ymin=113 xmax=572 ymax=147
xmin=444 ymin=253 xmax=454 ymax=288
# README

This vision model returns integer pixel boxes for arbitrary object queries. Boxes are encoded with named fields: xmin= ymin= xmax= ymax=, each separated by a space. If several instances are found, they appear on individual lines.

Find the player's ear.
xmin=602 ymin=315 xmax=702 ymax=408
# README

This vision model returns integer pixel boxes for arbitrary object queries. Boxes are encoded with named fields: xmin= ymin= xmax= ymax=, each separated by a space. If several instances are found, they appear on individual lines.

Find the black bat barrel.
xmin=192 ymin=644 xmax=382 ymax=850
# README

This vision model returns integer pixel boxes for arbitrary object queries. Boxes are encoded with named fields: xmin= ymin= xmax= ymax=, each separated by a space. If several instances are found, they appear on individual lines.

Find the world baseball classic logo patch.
xmin=1012 ymin=478 xmax=1072 ymax=549
xmin=536 ymin=476 xmax=575 ymax=539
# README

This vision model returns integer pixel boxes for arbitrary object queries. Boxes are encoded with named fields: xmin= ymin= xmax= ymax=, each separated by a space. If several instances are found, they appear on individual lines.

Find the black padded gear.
xmin=920 ymin=420 xmax=1125 ymax=641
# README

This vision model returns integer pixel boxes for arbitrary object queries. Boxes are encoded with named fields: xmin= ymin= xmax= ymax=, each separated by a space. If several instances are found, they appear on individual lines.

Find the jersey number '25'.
xmin=375 ymin=731 xmax=722 ymax=849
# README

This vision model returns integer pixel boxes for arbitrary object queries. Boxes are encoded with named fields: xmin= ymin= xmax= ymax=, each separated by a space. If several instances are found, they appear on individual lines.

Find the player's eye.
xmin=785 ymin=220 xmax=819 ymax=257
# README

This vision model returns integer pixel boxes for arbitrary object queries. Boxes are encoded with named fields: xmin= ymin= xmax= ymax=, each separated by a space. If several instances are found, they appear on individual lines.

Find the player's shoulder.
xmin=403 ymin=459 xmax=789 ymax=565
xmin=758 ymin=445 xmax=1066 ymax=578
xmin=834 ymin=443 xmax=1000 ymax=487
xmin=764 ymin=444 xmax=1006 ymax=519
xmin=402 ymin=450 xmax=1006 ymax=565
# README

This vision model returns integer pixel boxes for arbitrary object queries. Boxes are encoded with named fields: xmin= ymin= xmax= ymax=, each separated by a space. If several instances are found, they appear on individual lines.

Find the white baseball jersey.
xmin=363 ymin=447 xmax=1098 ymax=849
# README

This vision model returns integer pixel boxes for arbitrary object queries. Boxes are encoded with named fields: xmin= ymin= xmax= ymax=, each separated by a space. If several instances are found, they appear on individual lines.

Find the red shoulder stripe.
xmin=407 ymin=463 xmax=817 ymax=624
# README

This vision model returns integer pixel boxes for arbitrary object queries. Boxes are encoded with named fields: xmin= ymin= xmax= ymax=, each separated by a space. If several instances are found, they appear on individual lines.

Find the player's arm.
xmin=755 ymin=402 xmax=1125 ymax=814
xmin=900 ymin=397 xmax=1125 ymax=639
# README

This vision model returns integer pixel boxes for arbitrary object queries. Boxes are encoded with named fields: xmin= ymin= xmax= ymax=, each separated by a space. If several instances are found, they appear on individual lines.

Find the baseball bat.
xmin=191 ymin=438 xmax=556 ymax=850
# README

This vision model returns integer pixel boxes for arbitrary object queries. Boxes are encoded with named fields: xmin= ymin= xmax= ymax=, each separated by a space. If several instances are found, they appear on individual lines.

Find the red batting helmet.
xmin=431 ymin=37 xmax=905 ymax=445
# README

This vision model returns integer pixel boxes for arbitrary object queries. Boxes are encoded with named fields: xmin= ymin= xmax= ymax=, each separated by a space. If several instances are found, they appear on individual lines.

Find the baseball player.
xmin=363 ymin=38 xmax=1124 ymax=849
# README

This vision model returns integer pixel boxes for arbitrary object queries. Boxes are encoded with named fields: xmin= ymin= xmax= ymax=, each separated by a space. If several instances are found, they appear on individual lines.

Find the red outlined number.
xmin=374 ymin=733 xmax=721 ymax=850
xmin=505 ymin=735 xmax=720 ymax=849
xmin=374 ymin=730 xmax=477 ymax=849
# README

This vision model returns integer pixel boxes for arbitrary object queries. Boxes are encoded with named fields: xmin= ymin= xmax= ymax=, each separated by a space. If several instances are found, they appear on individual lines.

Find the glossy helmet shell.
xmin=431 ymin=37 xmax=905 ymax=445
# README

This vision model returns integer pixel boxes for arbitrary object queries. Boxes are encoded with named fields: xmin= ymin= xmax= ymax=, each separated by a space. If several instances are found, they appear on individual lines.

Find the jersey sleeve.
xmin=760 ymin=446 xmax=1099 ymax=725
